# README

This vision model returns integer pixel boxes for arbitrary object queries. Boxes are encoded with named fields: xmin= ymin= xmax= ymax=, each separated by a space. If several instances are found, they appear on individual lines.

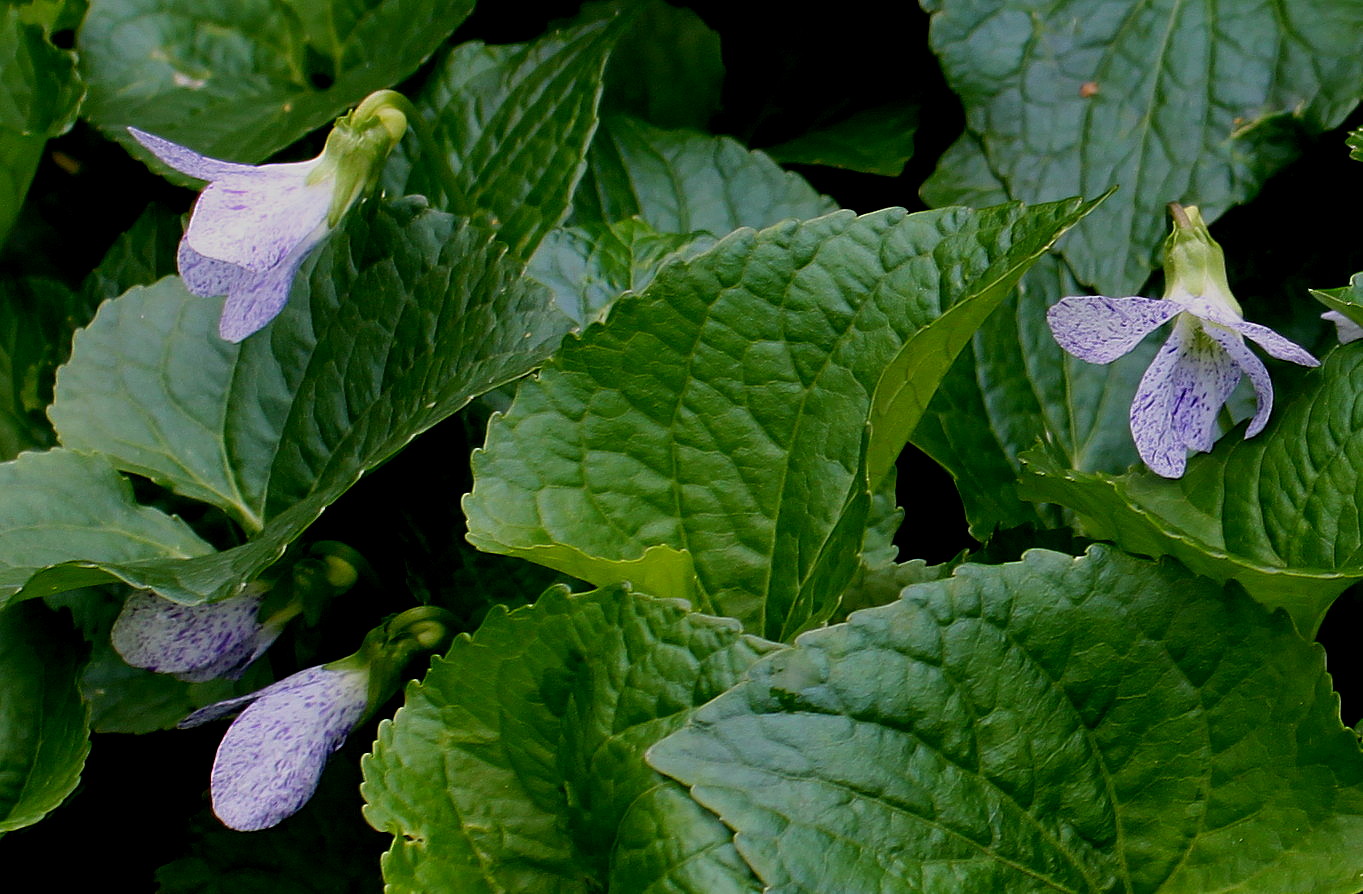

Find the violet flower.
xmin=180 ymin=606 xmax=452 ymax=831
xmin=128 ymin=90 xmax=407 ymax=342
xmin=1322 ymin=310 xmax=1363 ymax=344
xmin=112 ymin=586 xmax=281 ymax=683
xmin=1047 ymin=204 xmax=1318 ymax=478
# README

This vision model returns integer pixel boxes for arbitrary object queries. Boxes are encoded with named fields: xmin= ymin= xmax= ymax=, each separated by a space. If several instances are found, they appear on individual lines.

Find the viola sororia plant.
xmin=6 ymin=1 xmax=1363 ymax=891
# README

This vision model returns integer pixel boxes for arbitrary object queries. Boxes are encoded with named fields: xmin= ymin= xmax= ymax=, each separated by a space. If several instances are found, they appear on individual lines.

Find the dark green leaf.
xmin=465 ymin=198 xmax=1096 ymax=639
xmin=650 ymin=546 xmax=1363 ymax=893
xmin=572 ymin=114 xmax=837 ymax=235
xmin=389 ymin=17 xmax=623 ymax=259
xmin=78 ymin=0 xmax=474 ymax=165
xmin=0 ymin=5 xmax=82 ymax=136
xmin=0 ymin=601 xmax=89 ymax=833
xmin=924 ymin=0 xmax=1363 ymax=293
xmin=79 ymin=202 xmax=182 ymax=304
xmin=765 ymin=104 xmax=917 ymax=177
xmin=361 ymin=584 xmax=771 ymax=893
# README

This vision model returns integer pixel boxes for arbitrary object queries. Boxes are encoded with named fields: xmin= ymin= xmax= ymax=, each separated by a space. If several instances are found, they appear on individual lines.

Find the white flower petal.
xmin=1046 ymin=296 xmax=1180 ymax=363
xmin=1202 ymin=324 xmax=1277 ymax=437
xmin=184 ymin=162 xmax=331 ymax=272
xmin=1129 ymin=332 xmax=1187 ymax=478
xmin=127 ymin=127 xmax=258 ymax=181
xmin=1323 ymin=310 xmax=1363 ymax=345
xmin=1167 ymin=327 xmax=1242 ymax=452
xmin=177 ymin=241 xmax=252 ymax=299
xmin=112 ymin=589 xmax=269 ymax=682
xmin=1229 ymin=318 xmax=1320 ymax=367
xmin=208 ymin=666 xmax=368 ymax=831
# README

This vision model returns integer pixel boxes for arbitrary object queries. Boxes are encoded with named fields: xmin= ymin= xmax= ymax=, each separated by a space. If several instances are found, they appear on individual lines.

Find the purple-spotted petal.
xmin=1228 ymin=318 xmax=1320 ymax=367
xmin=178 ymin=241 xmax=252 ymax=298
xmin=1201 ymin=324 xmax=1277 ymax=437
xmin=112 ymin=589 xmax=271 ymax=682
xmin=127 ymin=127 xmax=257 ymax=181
xmin=217 ymin=227 xmax=323 ymax=342
xmin=207 ymin=666 xmax=369 ymax=831
xmin=1047 ymin=296 xmax=1181 ymax=363
xmin=1129 ymin=323 xmax=1240 ymax=478
xmin=184 ymin=161 xmax=331 ymax=272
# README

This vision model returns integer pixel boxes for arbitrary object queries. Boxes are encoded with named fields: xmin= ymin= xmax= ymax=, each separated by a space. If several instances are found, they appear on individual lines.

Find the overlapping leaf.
xmin=12 ymin=197 xmax=567 ymax=605
xmin=650 ymin=546 xmax=1363 ymax=893
xmin=923 ymin=0 xmax=1363 ymax=294
xmin=0 ymin=601 xmax=90 ymax=833
xmin=361 ymin=584 xmax=773 ymax=893
xmin=1020 ymin=344 xmax=1363 ymax=634
xmin=79 ymin=0 xmax=473 ymax=165
xmin=388 ymin=16 xmax=624 ymax=259
xmin=464 ymin=197 xmax=1097 ymax=639
xmin=765 ymin=104 xmax=918 ymax=177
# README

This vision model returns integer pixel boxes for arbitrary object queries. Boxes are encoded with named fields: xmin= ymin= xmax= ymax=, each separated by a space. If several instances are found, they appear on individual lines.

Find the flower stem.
xmin=384 ymin=93 xmax=471 ymax=214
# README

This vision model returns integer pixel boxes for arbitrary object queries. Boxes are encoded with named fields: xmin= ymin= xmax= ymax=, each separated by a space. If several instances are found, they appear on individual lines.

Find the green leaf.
xmin=0 ymin=275 xmax=99 ymax=459
xmin=0 ymin=4 xmax=82 ymax=137
xmin=591 ymin=0 xmax=724 ymax=130
xmin=527 ymin=216 xmax=714 ymax=327
xmin=764 ymin=104 xmax=917 ymax=177
xmin=1018 ymin=344 xmax=1363 ymax=634
xmin=37 ymin=197 xmax=568 ymax=604
xmin=572 ymin=114 xmax=838 ymax=236
xmin=649 ymin=546 xmax=1363 ymax=893
xmin=78 ymin=0 xmax=474 ymax=165
xmin=361 ymin=584 xmax=772 ymax=893
xmin=912 ymin=255 xmax=1154 ymax=536
xmin=0 ymin=129 xmax=42 ymax=245
xmin=464 ymin=198 xmax=1096 ymax=639
xmin=79 ymin=202 xmax=182 ymax=304
xmin=0 ymin=449 xmax=213 ymax=609
xmin=924 ymin=0 xmax=1363 ymax=293
xmin=389 ymin=17 xmax=623 ymax=260
xmin=0 ymin=601 xmax=90 ymax=833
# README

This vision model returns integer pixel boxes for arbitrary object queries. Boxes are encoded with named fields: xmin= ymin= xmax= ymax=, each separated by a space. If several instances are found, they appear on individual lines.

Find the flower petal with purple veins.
xmin=1046 ymin=296 xmax=1181 ymax=364
xmin=1130 ymin=330 xmax=1193 ymax=478
xmin=184 ymin=163 xmax=332 ymax=273
xmin=1229 ymin=318 xmax=1322 ymax=367
xmin=1323 ymin=311 xmax=1363 ymax=344
xmin=177 ymin=242 xmax=253 ymax=298
xmin=217 ymin=229 xmax=324 ymax=342
xmin=1202 ymin=324 xmax=1278 ymax=437
xmin=112 ymin=589 xmax=273 ymax=682
xmin=206 ymin=666 xmax=369 ymax=831
xmin=128 ymin=127 xmax=257 ymax=181
xmin=1165 ymin=326 xmax=1242 ymax=452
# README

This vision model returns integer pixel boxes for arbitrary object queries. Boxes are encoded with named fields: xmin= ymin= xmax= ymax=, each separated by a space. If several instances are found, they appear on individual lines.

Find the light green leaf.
xmin=765 ymin=104 xmax=917 ymax=177
xmin=527 ymin=216 xmax=714 ymax=327
xmin=1018 ymin=344 xmax=1363 ymax=634
xmin=388 ymin=17 xmax=623 ymax=259
xmin=361 ymin=584 xmax=771 ymax=893
xmin=464 ymin=198 xmax=1096 ymax=639
xmin=923 ymin=0 xmax=1363 ymax=293
xmin=650 ymin=546 xmax=1363 ymax=894
xmin=0 ymin=449 xmax=213 ymax=609
xmin=572 ymin=114 xmax=838 ymax=236
xmin=0 ymin=601 xmax=90 ymax=833
xmin=78 ymin=0 xmax=474 ymax=165
xmin=39 ymin=197 xmax=568 ymax=604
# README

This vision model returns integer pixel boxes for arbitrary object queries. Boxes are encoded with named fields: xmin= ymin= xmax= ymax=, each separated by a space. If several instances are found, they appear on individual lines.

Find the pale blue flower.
xmin=128 ymin=91 xmax=407 ymax=341
xmin=112 ymin=586 xmax=281 ymax=683
xmin=1322 ymin=310 xmax=1363 ymax=344
xmin=180 ymin=665 xmax=369 ymax=831
xmin=1047 ymin=205 xmax=1318 ymax=478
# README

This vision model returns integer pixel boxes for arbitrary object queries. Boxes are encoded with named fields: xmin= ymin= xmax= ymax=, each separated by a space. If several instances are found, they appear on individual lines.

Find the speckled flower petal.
xmin=1129 ymin=323 xmax=1240 ymax=478
xmin=207 ymin=666 xmax=369 ymax=831
xmin=217 ymin=227 xmax=324 ymax=342
xmin=1202 ymin=324 xmax=1277 ymax=437
xmin=177 ymin=241 xmax=252 ymax=299
xmin=127 ymin=127 xmax=258 ymax=181
xmin=1047 ymin=296 xmax=1181 ymax=363
xmin=184 ymin=161 xmax=331 ymax=273
xmin=112 ymin=589 xmax=272 ymax=682
xmin=1229 ymin=318 xmax=1321 ymax=367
